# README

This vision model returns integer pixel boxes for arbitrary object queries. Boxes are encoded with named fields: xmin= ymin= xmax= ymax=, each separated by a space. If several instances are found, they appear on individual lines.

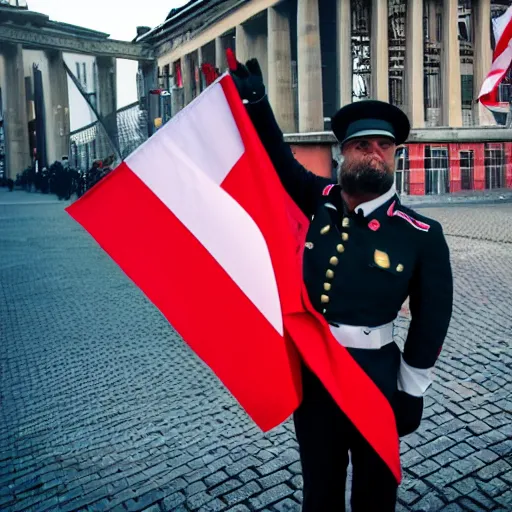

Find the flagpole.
xmin=63 ymin=62 xmax=122 ymax=162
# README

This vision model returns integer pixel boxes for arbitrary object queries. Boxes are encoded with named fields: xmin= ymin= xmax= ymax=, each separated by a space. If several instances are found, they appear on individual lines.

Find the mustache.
xmin=346 ymin=154 xmax=387 ymax=171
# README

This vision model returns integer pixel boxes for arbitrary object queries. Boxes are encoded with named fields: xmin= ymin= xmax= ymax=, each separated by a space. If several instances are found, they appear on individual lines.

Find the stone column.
xmin=472 ymin=0 xmax=495 ymax=125
xmin=235 ymin=24 xmax=251 ymax=63
xmin=371 ymin=0 xmax=389 ymax=101
xmin=46 ymin=50 xmax=70 ymax=162
xmin=405 ymin=0 xmax=425 ymax=127
xmin=268 ymin=4 xmax=296 ymax=133
xmin=236 ymin=23 xmax=268 ymax=87
xmin=441 ymin=0 xmax=462 ymax=126
xmin=197 ymin=46 xmax=204 ymax=92
xmin=181 ymin=54 xmax=193 ymax=105
xmin=96 ymin=56 xmax=118 ymax=157
xmin=215 ymin=37 xmax=226 ymax=71
xmin=3 ymin=44 xmax=30 ymax=179
xmin=252 ymin=32 xmax=268 ymax=87
xmin=139 ymin=60 xmax=157 ymax=136
xmin=336 ymin=0 xmax=352 ymax=108
xmin=297 ymin=0 xmax=324 ymax=132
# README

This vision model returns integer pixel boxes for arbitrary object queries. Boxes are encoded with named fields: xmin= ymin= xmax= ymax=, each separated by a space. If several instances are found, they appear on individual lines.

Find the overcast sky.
xmin=27 ymin=0 xmax=188 ymax=41
xmin=27 ymin=0 xmax=189 ymax=107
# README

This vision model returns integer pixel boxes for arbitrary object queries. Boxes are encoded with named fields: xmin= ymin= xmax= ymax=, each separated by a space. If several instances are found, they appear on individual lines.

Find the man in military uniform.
xmin=229 ymin=57 xmax=453 ymax=511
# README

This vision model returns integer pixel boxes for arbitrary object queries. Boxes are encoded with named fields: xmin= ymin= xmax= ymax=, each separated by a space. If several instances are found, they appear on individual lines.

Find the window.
xmin=425 ymin=146 xmax=449 ymax=195
xmin=498 ymin=67 xmax=512 ymax=103
xmin=461 ymin=75 xmax=473 ymax=108
xmin=394 ymin=146 xmax=410 ymax=195
xmin=82 ymin=63 xmax=87 ymax=89
xmin=460 ymin=150 xmax=474 ymax=190
xmin=163 ymin=64 xmax=171 ymax=90
xmin=485 ymin=144 xmax=505 ymax=189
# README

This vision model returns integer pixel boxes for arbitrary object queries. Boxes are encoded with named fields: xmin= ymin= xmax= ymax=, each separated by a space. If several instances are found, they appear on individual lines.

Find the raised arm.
xmin=229 ymin=54 xmax=332 ymax=217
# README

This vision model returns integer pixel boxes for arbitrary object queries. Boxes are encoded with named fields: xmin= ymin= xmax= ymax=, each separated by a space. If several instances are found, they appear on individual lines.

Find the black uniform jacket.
xmin=246 ymin=97 xmax=453 ymax=401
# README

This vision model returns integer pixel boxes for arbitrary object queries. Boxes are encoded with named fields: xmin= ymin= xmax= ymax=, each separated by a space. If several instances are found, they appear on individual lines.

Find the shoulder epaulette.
xmin=387 ymin=201 xmax=430 ymax=232
xmin=322 ymin=184 xmax=335 ymax=196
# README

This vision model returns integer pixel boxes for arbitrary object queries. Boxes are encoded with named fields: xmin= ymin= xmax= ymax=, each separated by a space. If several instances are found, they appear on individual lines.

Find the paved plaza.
xmin=0 ymin=188 xmax=511 ymax=512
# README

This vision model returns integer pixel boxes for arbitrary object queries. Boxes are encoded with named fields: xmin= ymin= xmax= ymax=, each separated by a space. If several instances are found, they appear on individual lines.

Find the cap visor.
xmin=342 ymin=129 xmax=395 ymax=145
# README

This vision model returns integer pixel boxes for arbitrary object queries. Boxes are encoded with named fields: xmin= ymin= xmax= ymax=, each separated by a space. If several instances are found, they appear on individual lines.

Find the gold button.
xmin=342 ymin=218 xmax=350 ymax=228
xmin=329 ymin=256 xmax=339 ymax=266
xmin=326 ymin=269 xmax=334 ymax=279
xmin=320 ymin=225 xmax=330 ymax=234
xmin=336 ymin=244 xmax=345 ymax=253
xmin=341 ymin=232 xmax=349 ymax=241
xmin=321 ymin=294 xmax=330 ymax=304
xmin=324 ymin=282 xmax=331 ymax=291
xmin=396 ymin=264 xmax=404 ymax=272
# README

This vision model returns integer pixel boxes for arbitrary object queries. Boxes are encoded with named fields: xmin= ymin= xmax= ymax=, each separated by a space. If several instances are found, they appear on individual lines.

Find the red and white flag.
xmin=66 ymin=75 xmax=401 ymax=482
xmin=478 ymin=5 xmax=512 ymax=113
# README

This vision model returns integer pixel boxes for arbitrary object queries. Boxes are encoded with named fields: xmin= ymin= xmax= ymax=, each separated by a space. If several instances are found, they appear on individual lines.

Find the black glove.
xmin=228 ymin=55 xmax=266 ymax=104
xmin=392 ymin=390 xmax=424 ymax=437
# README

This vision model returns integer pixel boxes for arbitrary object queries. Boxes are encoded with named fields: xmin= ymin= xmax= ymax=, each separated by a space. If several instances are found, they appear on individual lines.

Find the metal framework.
xmin=351 ymin=0 xmax=371 ymax=101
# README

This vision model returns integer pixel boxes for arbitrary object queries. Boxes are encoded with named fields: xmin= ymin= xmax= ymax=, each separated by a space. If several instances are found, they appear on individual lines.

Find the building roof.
xmin=0 ymin=5 xmax=110 ymax=39
xmin=136 ymin=0 xmax=237 ymax=44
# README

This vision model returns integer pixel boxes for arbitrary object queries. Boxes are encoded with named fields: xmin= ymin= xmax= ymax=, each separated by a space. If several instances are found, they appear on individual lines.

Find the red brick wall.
xmin=473 ymin=144 xmax=486 ymax=190
xmin=505 ymin=143 xmax=512 ymax=188
xmin=408 ymin=144 xmax=426 ymax=195
xmin=449 ymin=144 xmax=462 ymax=193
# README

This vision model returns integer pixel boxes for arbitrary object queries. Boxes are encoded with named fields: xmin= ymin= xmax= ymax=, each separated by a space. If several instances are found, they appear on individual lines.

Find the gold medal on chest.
xmin=374 ymin=249 xmax=390 ymax=269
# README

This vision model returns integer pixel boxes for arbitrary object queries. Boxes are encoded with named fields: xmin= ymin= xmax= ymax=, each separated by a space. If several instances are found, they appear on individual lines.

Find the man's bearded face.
xmin=337 ymin=137 xmax=396 ymax=196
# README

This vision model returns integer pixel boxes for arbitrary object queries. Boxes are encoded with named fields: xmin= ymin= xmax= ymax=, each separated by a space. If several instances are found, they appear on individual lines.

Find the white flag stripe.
xmin=478 ymin=6 xmax=512 ymax=108
xmin=126 ymin=82 xmax=284 ymax=335
xmin=129 ymin=81 xmax=245 ymax=186
xmin=492 ymin=5 xmax=512 ymax=55
xmin=479 ymin=44 xmax=512 ymax=96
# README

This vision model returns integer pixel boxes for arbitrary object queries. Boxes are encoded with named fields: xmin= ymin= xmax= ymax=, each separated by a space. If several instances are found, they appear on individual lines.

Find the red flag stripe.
xmin=479 ymin=46 xmax=512 ymax=97
xmin=492 ymin=6 xmax=512 ymax=60
xmin=479 ymin=6 xmax=512 ymax=110
xmin=65 ymin=162 xmax=301 ymax=431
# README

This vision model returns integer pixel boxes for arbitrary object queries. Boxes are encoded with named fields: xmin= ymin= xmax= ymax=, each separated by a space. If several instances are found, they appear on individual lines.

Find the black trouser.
xmin=293 ymin=363 xmax=399 ymax=512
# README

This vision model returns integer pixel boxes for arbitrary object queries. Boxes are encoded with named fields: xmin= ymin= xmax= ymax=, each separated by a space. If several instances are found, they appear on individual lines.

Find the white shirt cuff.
xmin=397 ymin=355 xmax=433 ymax=397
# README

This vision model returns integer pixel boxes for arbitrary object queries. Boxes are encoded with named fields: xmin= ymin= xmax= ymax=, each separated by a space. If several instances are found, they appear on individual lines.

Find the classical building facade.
xmin=138 ymin=0 xmax=512 ymax=195
xmin=0 ymin=2 xmax=153 ymax=179
xmin=1 ymin=0 xmax=510 ymax=195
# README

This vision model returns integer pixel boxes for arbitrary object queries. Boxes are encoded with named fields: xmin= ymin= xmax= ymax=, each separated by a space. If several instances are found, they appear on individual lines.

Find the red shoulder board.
xmin=387 ymin=201 xmax=430 ymax=232
xmin=322 ymin=184 xmax=335 ymax=196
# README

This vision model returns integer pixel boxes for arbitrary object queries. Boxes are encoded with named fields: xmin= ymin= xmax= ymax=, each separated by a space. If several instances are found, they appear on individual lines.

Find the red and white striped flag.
xmin=478 ymin=5 xmax=512 ymax=113
xmin=66 ymin=74 xmax=401 ymax=483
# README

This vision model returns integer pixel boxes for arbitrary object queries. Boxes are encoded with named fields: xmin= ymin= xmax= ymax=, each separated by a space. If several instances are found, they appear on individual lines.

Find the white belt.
xmin=329 ymin=321 xmax=394 ymax=350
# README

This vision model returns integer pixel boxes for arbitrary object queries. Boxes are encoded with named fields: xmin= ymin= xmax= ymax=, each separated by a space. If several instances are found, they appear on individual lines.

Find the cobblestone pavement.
xmin=401 ymin=188 xmax=512 ymax=208
xmin=1 ymin=189 xmax=511 ymax=512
